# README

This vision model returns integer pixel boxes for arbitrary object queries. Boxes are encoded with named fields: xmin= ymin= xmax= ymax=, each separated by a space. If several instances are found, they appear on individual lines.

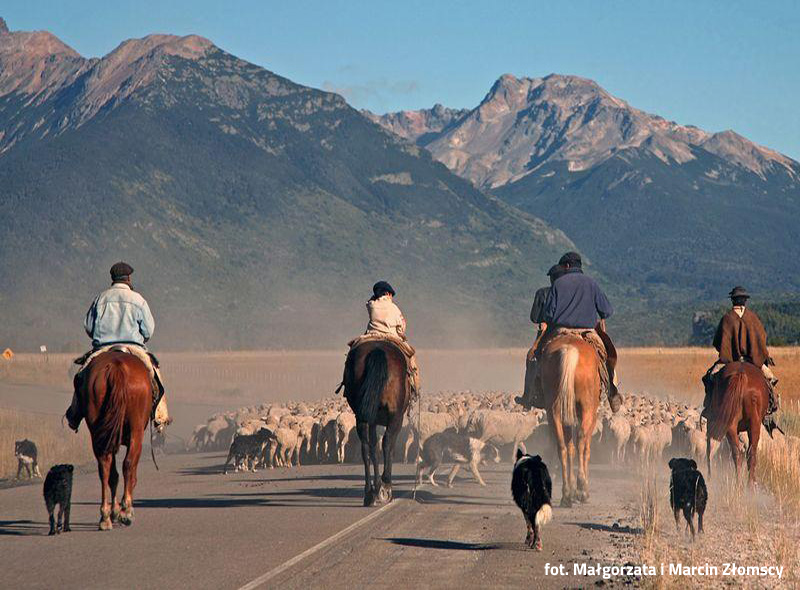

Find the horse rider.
xmin=701 ymin=286 xmax=780 ymax=433
xmin=65 ymin=262 xmax=171 ymax=432
xmin=343 ymin=281 xmax=420 ymax=393
xmin=515 ymin=264 xmax=564 ymax=409
xmin=538 ymin=252 xmax=622 ymax=412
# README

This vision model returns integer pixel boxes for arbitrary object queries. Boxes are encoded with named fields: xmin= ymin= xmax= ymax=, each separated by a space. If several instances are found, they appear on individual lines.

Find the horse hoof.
xmin=577 ymin=491 xmax=589 ymax=503
xmin=119 ymin=514 xmax=133 ymax=526
xmin=99 ymin=519 xmax=113 ymax=531
xmin=535 ymin=540 xmax=543 ymax=552
xmin=560 ymin=497 xmax=572 ymax=508
xmin=363 ymin=491 xmax=376 ymax=507
xmin=377 ymin=485 xmax=392 ymax=504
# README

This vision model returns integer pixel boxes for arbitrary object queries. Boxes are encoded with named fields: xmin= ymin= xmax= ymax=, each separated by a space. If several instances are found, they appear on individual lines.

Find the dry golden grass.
xmin=0 ymin=408 xmax=93 ymax=480
xmin=618 ymin=347 xmax=800 ymax=404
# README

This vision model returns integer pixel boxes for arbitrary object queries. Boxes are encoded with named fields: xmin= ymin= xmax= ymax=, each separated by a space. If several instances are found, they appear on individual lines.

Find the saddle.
xmin=74 ymin=345 xmax=160 ymax=368
xmin=347 ymin=332 xmax=416 ymax=358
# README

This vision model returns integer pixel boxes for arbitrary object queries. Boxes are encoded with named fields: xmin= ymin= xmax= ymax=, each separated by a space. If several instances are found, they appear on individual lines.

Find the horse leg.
xmin=746 ymin=418 xmax=761 ymax=487
xmin=576 ymin=413 xmax=593 ymax=503
xmin=369 ymin=424 xmax=381 ymax=503
xmin=97 ymin=454 xmax=113 ymax=531
xmin=551 ymin=414 xmax=572 ymax=507
xmin=120 ymin=435 xmax=143 ymax=526
xmin=357 ymin=422 xmax=375 ymax=506
xmin=567 ymin=434 xmax=577 ymax=503
xmin=109 ymin=456 xmax=121 ymax=522
xmin=378 ymin=417 xmax=402 ymax=504
xmin=726 ymin=428 xmax=742 ymax=481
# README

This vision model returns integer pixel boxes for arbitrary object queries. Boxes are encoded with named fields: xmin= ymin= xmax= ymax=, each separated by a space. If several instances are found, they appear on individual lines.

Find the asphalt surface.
xmin=0 ymin=452 xmax=642 ymax=589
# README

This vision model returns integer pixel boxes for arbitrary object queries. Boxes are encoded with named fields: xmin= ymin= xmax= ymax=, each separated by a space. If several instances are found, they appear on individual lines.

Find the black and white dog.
xmin=15 ymin=439 xmax=41 ymax=479
xmin=668 ymin=457 xmax=707 ymax=538
xmin=511 ymin=449 xmax=553 ymax=551
xmin=417 ymin=428 xmax=498 ymax=488
xmin=43 ymin=464 xmax=74 ymax=535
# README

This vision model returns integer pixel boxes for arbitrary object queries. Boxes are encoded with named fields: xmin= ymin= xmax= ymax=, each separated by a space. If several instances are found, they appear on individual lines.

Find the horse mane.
xmin=708 ymin=367 xmax=746 ymax=441
xmin=91 ymin=360 xmax=128 ymax=456
xmin=356 ymin=348 xmax=388 ymax=423
xmin=556 ymin=346 xmax=579 ymax=426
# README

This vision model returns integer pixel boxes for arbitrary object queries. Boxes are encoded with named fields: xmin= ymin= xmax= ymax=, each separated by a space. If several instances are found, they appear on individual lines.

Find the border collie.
xmin=511 ymin=449 xmax=553 ymax=551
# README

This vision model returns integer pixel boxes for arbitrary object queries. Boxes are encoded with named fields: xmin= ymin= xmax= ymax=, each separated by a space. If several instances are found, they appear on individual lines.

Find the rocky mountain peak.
xmin=372 ymin=73 xmax=798 ymax=187
xmin=0 ymin=17 xmax=9 ymax=34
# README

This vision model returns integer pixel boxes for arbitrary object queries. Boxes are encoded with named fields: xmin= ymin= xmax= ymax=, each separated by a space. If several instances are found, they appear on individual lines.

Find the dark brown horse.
xmin=75 ymin=351 xmax=151 ymax=529
xmin=705 ymin=361 xmax=769 ymax=485
xmin=540 ymin=334 xmax=601 ymax=507
xmin=343 ymin=340 xmax=413 ymax=507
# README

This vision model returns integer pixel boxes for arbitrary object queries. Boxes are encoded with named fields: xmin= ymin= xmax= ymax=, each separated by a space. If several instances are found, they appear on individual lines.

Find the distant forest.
xmin=691 ymin=300 xmax=800 ymax=346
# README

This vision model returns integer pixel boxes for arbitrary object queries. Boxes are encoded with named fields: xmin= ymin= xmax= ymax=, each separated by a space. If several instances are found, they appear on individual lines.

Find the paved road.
xmin=0 ymin=452 xmax=642 ymax=589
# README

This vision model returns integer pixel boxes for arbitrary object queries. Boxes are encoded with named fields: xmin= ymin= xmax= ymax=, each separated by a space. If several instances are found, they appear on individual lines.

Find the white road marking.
xmin=238 ymin=499 xmax=404 ymax=590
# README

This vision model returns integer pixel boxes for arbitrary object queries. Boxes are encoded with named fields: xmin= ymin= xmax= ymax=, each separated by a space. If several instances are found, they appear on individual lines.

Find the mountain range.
xmin=366 ymin=73 xmax=800 ymax=315
xmin=1 ymin=17 xmax=797 ymax=350
xmin=0 ymin=18 xmax=574 ymax=350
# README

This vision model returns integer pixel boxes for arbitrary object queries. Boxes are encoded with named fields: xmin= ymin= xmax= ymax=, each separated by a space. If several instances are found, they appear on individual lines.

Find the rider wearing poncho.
xmin=65 ymin=262 xmax=170 ymax=431
xmin=701 ymin=286 xmax=780 ymax=433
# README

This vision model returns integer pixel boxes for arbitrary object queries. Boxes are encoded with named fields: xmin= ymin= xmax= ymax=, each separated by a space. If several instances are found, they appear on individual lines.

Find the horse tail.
xmin=708 ymin=370 xmax=745 ymax=441
xmin=92 ymin=360 xmax=128 ymax=456
xmin=557 ymin=346 xmax=579 ymax=427
xmin=356 ymin=348 xmax=388 ymax=423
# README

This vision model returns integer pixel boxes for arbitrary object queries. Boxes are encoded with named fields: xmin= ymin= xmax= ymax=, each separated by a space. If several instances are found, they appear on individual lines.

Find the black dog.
xmin=668 ymin=458 xmax=707 ymax=539
xmin=15 ymin=439 xmax=42 ymax=479
xmin=43 ymin=464 xmax=74 ymax=535
xmin=511 ymin=449 xmax=553 ymax=551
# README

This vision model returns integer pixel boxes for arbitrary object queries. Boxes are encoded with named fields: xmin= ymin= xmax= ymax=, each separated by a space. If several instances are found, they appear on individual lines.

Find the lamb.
xmin=605 ymin=414 xmax=631 ymax=464
xmin=335 ymin=412 xmax=356 ymax=464
xmin=466 ymin=410 xmax=541 ymax=461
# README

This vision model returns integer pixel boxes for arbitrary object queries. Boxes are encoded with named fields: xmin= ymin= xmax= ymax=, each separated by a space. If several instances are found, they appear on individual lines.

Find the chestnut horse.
xmin=540 ymin=335 xmax=600 ymax=507
xmin=705 ymin=361 xmax=769 ymax=485
xmin=343 ymin=341 xmax=413 ymax=507
xmin=75 ymin=351 xmax=151 ymax=529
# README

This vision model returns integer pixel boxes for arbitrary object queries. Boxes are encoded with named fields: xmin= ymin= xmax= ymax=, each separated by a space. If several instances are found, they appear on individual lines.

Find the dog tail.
xmin=535 ymin=503 xmax=553 ymax=527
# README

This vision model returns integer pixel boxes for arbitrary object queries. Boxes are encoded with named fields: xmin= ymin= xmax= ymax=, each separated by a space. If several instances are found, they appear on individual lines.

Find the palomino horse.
xmin=705 ymin=361 xmax=769 ymax=485
xmin=343 ymin=340 xmax=413 ymax=507
xmin=540 ymin=334 xmax=601 ymax=507
xmin=75 ymin=351 xmax=151 ymax=529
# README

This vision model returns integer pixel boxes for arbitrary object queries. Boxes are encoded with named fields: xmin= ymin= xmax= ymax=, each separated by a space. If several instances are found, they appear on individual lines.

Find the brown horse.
xmin=540 ymin=335 xmax=601 ymax=507
xmin=705 ymin=361 xmax=769 ymax=485
xmin=343 ymin=340 xmax=413 ymax=507
xmin=76 ymin=351 xmax=151 ymax=529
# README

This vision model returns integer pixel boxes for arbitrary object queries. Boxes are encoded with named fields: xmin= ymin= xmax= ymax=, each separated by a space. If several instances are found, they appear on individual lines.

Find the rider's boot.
xmin=762 ymin=380 xmax=784 ymax=437
xmin=700 ymin=372 xmax=713 ymax=420
xmin=607 ymin=364 xmax=623 ymax=413
xmin=65 ymin=403 xmax=82 ymax=432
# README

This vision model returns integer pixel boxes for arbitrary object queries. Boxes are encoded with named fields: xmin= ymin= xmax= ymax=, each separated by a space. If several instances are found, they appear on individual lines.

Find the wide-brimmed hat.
xmin=728 ymin=286 xmax=750 ymax=299
xmin=372 ymin=281 xmax=396 ymax=297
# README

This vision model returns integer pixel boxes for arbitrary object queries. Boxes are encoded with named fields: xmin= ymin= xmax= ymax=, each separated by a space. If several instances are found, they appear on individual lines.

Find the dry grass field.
xmin=0 ymin=408 xmax=93 ymax=480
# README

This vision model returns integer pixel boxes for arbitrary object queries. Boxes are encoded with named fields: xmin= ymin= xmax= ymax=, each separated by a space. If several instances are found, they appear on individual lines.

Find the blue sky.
xmin=4 ymin=1 xmax=799 ymax=158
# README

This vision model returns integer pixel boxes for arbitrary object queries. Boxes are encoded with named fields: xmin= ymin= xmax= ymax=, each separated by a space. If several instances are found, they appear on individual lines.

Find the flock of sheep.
xmin=187 ymin=390 xmax=797 ymax=475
